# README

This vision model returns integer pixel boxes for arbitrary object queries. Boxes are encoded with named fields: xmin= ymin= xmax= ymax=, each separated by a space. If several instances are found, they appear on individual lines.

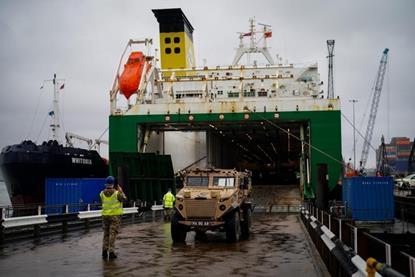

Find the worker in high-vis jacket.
xmin=100 ymin=176 xmax=127 ymax=260
xmin=162 ymin=188 xmax=175 ymax=221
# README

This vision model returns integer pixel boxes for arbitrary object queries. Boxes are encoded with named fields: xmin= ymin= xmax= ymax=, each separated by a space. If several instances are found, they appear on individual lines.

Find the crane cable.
xmin=89 ymin=127 xmax=109 ymax=150
xmin=244 ymin=107 xmax=345 ymax=167
xmin=341 ymin=112 xmax=377 ymax=153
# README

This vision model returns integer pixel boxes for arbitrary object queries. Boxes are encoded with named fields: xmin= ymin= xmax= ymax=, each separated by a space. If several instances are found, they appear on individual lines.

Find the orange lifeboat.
xmin=119 ymin=51 xmax=149 ymax=100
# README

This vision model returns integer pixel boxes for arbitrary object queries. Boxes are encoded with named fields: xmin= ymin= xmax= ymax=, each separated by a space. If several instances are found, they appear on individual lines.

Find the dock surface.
xmin=0 ymin=213 xmax=323 ymax=276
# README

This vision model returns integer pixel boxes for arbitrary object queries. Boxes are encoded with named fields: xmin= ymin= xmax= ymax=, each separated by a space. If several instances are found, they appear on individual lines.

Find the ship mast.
xmin=232 ymin=18 xmax=275 ymax=66
xmin=42 ymin=73 xmax=65 ymax=143
xmin=51 ymin=74 xmax=60 ymax=142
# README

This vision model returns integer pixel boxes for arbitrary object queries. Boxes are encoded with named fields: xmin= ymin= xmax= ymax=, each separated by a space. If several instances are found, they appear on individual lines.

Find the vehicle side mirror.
xmin=175 ymin=177 xmax=184 ymax=189
xmin=240 ymin=177 xmax=249 ymax=190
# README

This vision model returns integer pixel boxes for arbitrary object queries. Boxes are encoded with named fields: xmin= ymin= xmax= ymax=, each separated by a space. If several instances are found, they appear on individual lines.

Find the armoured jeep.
xmin=171 ymin=168 xmax=253 ymax=242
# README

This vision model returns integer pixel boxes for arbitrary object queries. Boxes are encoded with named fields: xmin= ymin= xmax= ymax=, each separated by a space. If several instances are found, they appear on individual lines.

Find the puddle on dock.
xmin=0 ymin=214 xmax=321 ymax=277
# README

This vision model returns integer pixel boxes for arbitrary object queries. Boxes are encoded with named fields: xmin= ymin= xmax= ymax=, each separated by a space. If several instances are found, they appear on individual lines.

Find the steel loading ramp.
xmin=252 ymin=185 xmax=301 ymax=212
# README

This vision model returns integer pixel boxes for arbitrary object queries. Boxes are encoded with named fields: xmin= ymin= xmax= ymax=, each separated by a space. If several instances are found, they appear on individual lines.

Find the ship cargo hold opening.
xmin=145 ymin=120 xmax=308 ymax=189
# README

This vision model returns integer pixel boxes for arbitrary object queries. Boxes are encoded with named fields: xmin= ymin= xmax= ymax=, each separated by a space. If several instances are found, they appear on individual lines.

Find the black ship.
xmin=0 ymin=140 xmax=108 ymax=206
xmin=0 ymin=74 xmax=108 ymax=207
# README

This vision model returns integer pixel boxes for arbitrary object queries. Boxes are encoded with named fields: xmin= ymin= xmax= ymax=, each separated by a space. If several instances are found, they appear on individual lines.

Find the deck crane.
xmin=65 ymin=132 xmax=108 ymax=153
xmin=359 ymin=48 xmax=389 ymax=173
xmin=91 ymin=138 xmax=108 ymax=153
xmin=65 ymin=132 xmax=93 ymax=148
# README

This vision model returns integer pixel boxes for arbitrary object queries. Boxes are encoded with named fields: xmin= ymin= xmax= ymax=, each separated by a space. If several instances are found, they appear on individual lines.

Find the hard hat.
xmin=106 ymin=176 xmax=115 ymax=185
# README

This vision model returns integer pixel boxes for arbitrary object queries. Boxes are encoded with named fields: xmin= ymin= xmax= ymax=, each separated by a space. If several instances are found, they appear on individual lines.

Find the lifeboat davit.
xmin=119 ymin=51 xmax=148 ymax=100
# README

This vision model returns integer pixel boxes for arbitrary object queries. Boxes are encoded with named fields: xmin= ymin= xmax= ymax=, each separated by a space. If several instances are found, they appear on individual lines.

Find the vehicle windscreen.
xmin=187 ymin=176 xmax=209 ymax=187
xmin=213 ymin=177 xmax=235 ymax=187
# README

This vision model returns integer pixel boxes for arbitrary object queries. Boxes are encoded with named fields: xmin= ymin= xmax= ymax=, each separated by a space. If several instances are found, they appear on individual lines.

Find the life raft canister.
xmin=119 ymin=51 xmax=149 ymax=100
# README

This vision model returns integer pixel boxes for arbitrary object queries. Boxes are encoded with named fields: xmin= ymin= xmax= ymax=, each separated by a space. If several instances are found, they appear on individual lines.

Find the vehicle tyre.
xmin=225 ymin=210 xmax=241 ymax=242
xmin=171 ymin=212 xmax=187 ymax=243
xmin=241 ymin=207 xmax=252 ymax=239
xmin=403 ymin=182 xmax=410 ymax=190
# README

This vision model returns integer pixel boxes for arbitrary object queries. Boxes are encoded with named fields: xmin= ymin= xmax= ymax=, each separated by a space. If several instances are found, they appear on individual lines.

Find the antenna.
xmin=326 ymin=40 xmax=335 ymax=99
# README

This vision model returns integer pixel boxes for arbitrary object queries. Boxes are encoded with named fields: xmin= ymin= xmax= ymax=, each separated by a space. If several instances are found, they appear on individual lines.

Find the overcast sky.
xmin=0 ymin=0 xmax=414 ymax=168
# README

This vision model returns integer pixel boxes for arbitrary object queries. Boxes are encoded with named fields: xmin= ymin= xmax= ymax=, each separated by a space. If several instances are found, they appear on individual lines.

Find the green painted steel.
xmin=109 ymin=110 xmax=342 ymax=199
xmin=109 ymin=152 xmax=175 ymax=204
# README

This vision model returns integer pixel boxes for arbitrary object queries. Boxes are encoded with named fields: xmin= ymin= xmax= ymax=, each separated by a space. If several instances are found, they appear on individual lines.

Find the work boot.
xmin=102 ymin=250 xmax=108 ymax=259
xmin=109 ymin=252 xmax=117 ymax=259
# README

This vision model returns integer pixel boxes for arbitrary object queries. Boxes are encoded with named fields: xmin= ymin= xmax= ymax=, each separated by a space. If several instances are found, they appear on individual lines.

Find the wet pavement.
xmin=0 ymin=213 xmax=323 ymax=276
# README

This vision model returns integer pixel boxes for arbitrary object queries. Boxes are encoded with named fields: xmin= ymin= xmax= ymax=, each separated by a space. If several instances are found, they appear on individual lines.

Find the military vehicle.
xmin=171 ymin=168 xmax=253 ymax=242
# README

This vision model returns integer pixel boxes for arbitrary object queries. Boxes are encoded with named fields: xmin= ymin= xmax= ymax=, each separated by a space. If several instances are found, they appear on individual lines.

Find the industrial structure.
xmin=326 ymin=39 xmax=335 ymax=99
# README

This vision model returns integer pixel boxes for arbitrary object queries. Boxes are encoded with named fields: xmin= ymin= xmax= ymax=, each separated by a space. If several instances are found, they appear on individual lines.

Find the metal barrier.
xmin=301 ymin=207 xmax=363 ymax=276
xmin=301 ymin=204 xmax=415 ymax=276
xmin=2 ymin=215 xmax=48 ymax=228
xmin=0 ymin=202 xmax=164 ymax=244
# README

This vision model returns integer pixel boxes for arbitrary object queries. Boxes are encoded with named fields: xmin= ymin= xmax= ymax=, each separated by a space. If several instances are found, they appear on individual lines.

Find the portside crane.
xmin=359 ymin=48 xmax=389 ymax=172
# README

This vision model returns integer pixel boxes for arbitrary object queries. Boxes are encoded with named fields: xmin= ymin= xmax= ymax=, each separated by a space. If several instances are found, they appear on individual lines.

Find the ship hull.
xmin=0 ymin=140 xmax=108 ymax=207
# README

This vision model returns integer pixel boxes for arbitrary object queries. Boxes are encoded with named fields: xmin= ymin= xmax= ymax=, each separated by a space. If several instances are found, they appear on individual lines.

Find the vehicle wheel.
xmin=403 ymin=182 xmax=410 ymax=190
xmin=225 ymin=211 xmax=241 ymax=242
xmin=171 ymin=212 xmax=187 ymax=243
xmin=241 ymin=207 xmax=252 ymax=239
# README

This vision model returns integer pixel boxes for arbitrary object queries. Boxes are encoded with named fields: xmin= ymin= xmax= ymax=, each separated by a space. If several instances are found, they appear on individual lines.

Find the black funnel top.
xmin=152 ymin=8 xmax=194 ymax=37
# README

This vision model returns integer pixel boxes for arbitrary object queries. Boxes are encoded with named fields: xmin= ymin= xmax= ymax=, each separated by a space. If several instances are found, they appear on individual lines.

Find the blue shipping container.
xmin=342 ymin=177 xmax=394 ymax=221
xmin=45 ymin=178 xmax=106 ymax=214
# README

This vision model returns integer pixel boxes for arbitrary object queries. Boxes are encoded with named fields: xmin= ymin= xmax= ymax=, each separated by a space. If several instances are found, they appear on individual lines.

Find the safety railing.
xmin=0 ymin=201 xmax=164 ymax=244
xmin=301 ymin=203 xmax=415 ymax=276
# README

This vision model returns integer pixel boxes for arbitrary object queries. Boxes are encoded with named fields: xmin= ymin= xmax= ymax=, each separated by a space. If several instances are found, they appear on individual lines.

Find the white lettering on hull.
xmin=71 ymin=157 xmax=92 ymax=165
